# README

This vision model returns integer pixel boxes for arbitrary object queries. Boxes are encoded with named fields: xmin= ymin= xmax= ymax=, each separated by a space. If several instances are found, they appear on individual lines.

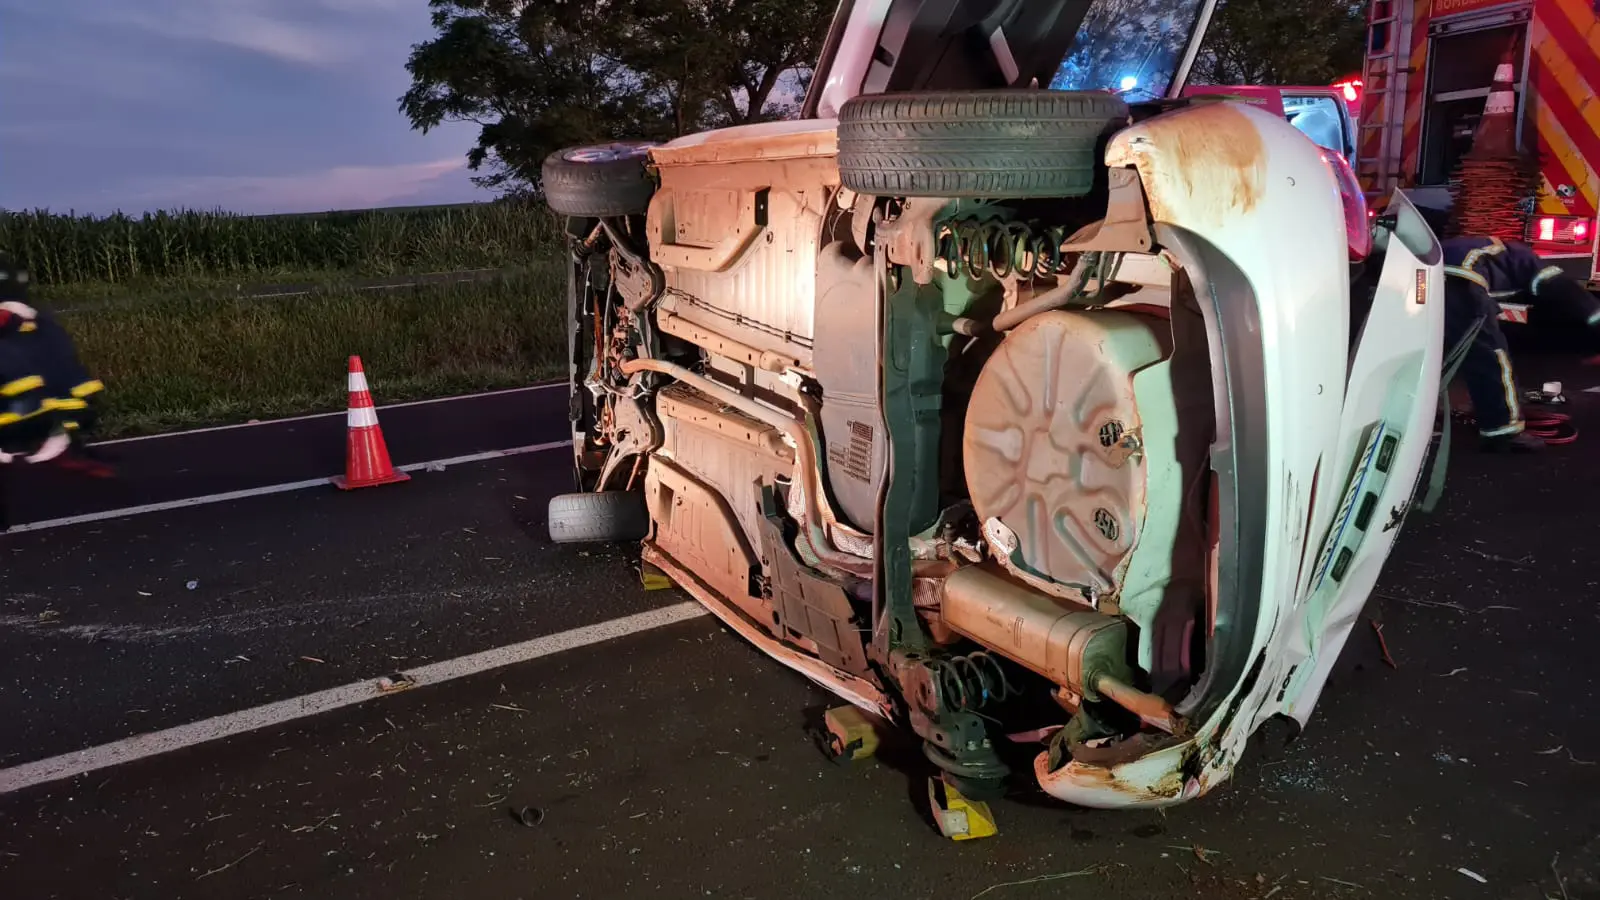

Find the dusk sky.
xmin=0 ymin=0 xmax=485 ymax=216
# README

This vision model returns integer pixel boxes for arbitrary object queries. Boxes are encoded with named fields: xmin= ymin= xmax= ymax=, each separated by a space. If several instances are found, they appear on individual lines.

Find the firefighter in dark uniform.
xmin=0 ymin=254 xmax=111 ymax=527
xmin=1442 ymin=235 xmax=1600 ymax=453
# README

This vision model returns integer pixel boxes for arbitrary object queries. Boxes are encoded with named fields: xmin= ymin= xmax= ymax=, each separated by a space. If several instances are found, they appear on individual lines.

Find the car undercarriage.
xmin=541 ymin=0 xmax=1447 ymax=815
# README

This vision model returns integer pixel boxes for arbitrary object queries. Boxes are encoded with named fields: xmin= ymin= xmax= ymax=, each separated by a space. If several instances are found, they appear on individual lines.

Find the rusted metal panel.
xmin=1106 ymin=102 xmax=1270 ymax=228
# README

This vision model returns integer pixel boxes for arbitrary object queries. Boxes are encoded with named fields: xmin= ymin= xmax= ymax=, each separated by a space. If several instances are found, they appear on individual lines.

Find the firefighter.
xmin=0 ymin=254 xmax=111 ymax=527
xmin=1441 ymin=235 xmax=1600 ymax=453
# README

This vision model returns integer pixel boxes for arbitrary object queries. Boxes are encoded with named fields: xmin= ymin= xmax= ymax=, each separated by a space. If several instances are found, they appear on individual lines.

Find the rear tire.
xmin=541 ymin=142 xmax=658 ymax=218
xmin=547 ymin=491 xmax=650 ymax=544
xmin=836 ymin=90 xmax=1128 ymax=199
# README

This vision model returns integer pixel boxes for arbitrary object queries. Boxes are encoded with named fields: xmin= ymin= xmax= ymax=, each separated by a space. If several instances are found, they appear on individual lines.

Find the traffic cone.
xmin=331 ymin=356 xmax=410 ymax=490
xmin=1469 ymin=44 xmax=1519 ymax=160
xmin=1446 ymin=38 xmax=1542 ymax=242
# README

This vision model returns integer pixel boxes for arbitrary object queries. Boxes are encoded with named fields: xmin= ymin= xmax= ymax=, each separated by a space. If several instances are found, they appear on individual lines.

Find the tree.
xmin=399 ymin=0 xmax=833 ymax=194
xmin=1193 ymin=0 xmax=1367 ymax=86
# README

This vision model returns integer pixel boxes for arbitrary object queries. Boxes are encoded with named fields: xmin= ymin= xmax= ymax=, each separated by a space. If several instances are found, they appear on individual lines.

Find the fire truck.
xmin=1355 ymin=0 xmax=1600 ymax=305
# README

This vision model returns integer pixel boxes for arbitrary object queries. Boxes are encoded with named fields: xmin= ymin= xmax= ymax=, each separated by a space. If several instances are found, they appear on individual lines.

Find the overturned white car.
xmin=542 ymin=0 xmax=1446 ymax=811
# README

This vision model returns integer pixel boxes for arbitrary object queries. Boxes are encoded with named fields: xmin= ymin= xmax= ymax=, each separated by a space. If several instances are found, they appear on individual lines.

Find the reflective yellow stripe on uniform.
xmin=1530 ymin=265 xmax=1565 ymax=295
xmin=0 ymin=406 xmax=44 ymax=427
xmin=1460 ymin=238 xmax=1506 ymax=276
xmin=1444 ymin=265 xmax=1489 ymax=289
xmin=1 ymin=375 xmax=43 ymax=396
xmin=42 ymin=397 xmax=87 ymax=412
xmin=1490 ymin=348 xmax=1522 ymax=435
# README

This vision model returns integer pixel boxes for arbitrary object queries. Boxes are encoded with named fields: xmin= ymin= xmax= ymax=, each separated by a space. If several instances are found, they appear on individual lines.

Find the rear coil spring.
xmin=936 ymin=219 xmax=1068 ymax=281
xmin=927 ymin=651 xmax=1020 ymax=713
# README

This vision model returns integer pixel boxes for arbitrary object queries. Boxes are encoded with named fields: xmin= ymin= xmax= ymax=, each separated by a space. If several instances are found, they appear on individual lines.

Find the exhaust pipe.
xmin=941 ymin=566 xmax=1181 ymax=734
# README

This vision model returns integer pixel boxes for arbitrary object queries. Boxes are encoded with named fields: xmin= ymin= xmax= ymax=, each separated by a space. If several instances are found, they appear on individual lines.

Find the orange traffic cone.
xmin=331 ymin=356 xmax=410 ymax=490
xmin=1469 ymin=43 xmax=1520 ymax=159
xmin=1446 ymin=37 xmax=1541 ymax=241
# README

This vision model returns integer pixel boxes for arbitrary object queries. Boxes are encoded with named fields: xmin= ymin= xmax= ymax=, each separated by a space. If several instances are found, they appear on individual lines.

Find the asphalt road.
xmin=2 ymin=384 xmax=570 ymax=525
xmin=2 ymin=357 xmax=1599 ymax=899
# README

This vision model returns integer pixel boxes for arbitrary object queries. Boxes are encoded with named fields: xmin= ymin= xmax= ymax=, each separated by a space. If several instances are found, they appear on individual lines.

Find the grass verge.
xmin=62 ymin=268 xmax=568 ymax=438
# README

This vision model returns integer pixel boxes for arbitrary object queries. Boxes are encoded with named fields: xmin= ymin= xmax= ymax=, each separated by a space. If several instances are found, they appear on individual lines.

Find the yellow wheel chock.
xmin=823 ymin=706 xmax=882 ymax=761
xmin=928 ymin=775 xmax=999 ymax=841
xmin=639 ymin=562 xmax=673 ymax=591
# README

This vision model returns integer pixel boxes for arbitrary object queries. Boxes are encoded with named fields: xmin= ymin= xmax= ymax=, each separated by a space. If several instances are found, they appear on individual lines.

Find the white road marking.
xmin=0 ymin=602 xmax=710 ymax=795
xmin=1585 ymin=386 xmax=1600 ymax=394
xmin=96 ymin=383 xmax=564 ymax=446
xmin=6 ymin=441 xmax=569 ymax=534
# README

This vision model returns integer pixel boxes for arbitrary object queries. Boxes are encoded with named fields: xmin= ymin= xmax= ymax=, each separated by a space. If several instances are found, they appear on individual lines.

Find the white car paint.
xmin=1040 ymin=102 xmax=1445 ymax=807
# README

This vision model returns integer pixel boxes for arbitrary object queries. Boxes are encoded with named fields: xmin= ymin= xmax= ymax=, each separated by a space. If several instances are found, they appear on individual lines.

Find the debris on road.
xmin=1456 ymin=867 xmax=1488 ymax=884
xmin=1460 ymin=545 xmax=1532 ymax=568
xmin=512 ymin=806 xmax=545 ymax=827
xmin=194 ymin=843 xmax=263 ymax=881
xmin=376 ymin=672 xmax=416 ymax=693
xmin=299 ymin=656 xmax=325 ymax=664
xmin=1370 ymin=620 xmax=1398 ymax=669
xmin=1536 ymin=745 xmax=1597 ymax=766
xmin=288 ymin=813 xmax=340 ymax=834
xmin=186 ymin=581 xmax=199 ymax=591
xmin=969 ymin=866 xmax=1100 ymax=899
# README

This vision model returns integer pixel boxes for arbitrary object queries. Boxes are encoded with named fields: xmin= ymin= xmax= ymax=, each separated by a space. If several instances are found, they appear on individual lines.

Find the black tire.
xmin=541 ymin=142 xmax=658 ymax=218
xmin=836 ymin=90 xmax=1129 ymax=199
xmin=547 ymin=491 xmax=650 ymax=544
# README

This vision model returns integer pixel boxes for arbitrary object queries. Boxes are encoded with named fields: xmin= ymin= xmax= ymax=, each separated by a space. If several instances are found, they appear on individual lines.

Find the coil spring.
xmin=926 ymin=651 xmax=1020 ymax=713
xmin=936 ymin=218 xmax=1069 ymax=281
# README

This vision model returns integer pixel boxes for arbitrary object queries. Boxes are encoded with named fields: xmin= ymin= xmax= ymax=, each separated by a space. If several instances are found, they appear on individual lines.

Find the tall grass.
xmin=63 ymin=268 xmax=568 ymax=437
xmin=1 ymin=202 xmax=566 ymax=287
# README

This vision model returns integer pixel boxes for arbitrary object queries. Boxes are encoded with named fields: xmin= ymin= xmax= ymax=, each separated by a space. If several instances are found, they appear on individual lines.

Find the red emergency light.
xmin=1534 ymin=215 xmax=1594 ymax=244
xmin=1331 ymin=77 xmax=1363 ymax=112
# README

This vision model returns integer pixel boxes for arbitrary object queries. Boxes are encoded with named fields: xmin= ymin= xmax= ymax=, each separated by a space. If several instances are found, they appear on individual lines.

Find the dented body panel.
xmin=1037 ymin=104 xmax=1445 ymax=808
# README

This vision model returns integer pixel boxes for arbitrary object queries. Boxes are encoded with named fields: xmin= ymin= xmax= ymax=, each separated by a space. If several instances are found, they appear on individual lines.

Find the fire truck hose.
xmin=1451 ymin=409 xmax=1577 ymax=445
xmin=1525 ymin=411 xmax=1577 ymax=445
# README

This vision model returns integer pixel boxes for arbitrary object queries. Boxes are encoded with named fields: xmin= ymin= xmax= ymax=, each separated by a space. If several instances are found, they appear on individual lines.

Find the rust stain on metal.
xmin=1059 ymin=760 xmax=1186 ymax=805
xmin=1112 ymin=103 xmax=1268 ymax=226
